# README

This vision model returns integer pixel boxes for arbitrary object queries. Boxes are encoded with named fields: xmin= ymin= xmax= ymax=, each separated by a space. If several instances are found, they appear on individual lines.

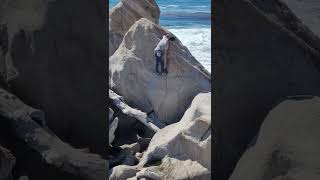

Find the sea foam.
xmin=168 ymin=28 xmax=211 ymax=73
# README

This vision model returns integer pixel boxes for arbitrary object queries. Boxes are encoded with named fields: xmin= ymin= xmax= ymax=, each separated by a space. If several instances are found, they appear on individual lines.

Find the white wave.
xmin=168 ymin=28 xmax=211 ymax=73
xmin=167 ymin=5 xmax=179 ymax=7
xmin=159 ymin=4 xmax=179 ymax=9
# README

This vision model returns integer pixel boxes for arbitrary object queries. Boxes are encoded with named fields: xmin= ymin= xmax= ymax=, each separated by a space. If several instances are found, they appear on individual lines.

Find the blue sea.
xmin=109 ymin=0 xmax=211 ymax=72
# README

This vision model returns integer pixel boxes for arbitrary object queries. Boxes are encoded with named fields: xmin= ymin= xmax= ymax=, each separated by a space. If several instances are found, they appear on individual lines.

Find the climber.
xmin=154 ymin=33 xmax=176 ymax=75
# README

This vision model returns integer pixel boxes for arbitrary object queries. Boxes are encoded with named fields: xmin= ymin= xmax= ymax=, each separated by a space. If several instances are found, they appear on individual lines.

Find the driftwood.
xmin=109 ymin=89 xmax=166 ymax=133
xmin=0 ymin=88 xmax=107 ymax=180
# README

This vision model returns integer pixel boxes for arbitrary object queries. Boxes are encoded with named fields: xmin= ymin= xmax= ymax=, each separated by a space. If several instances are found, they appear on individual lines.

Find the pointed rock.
xmin=110 ymin=18 xmax=210 ymax=125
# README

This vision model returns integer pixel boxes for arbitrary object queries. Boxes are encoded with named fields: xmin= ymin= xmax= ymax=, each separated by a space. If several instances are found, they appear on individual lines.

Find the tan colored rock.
xmin=110 ymin=93 xmax=211 ymax=180
xmin=109 ymin=0 xmax=160 ymax=56
xmin=139 ymin=92 xmax=211 ymax=170
xmin=230 ymin=96 xmax=320 ymax=180
xmin=110 ymin=18 xmax=211 ymax=125
xmin=109 ymin=93 xmax=211 ymax=180
xmin=110 ymin=157 xmax=210 ymax=180
xmin=136 ymin=157 xmax=210 ymax=180
xmin=109 ymin=165 xmax=140 ymax=180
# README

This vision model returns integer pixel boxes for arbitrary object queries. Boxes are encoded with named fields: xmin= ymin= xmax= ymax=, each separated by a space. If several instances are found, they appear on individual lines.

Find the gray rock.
xmin=110 ymin=18 xmax=211 ymax=125
xmin=109 ymin=93 xmax=211 ymax=180
xmin=109 ymin=108 xmax=114 ymax=123
xmin=109 ymin=117 xmax=118 ymax=144
xmin=18 ymin=176 xmax=29 ymax=180
xmin=272 ymin=176 xmax=301 ymax=180
xmin=135 ymin=152 xmax=143 ymax=159
xmin=136 ymin=157 xmax=210 ymax=180
xmin=214 ymin=0 xmax=320 ymax=178
xmin=230 ymin=96 xmax=320 ymax=180
xmin=109 ymin=165 xmax=140 ymax=180
xmin=0 ymin=146 xmax=15 ymax=180
xmin=110 ymin=157 xmax=210 ymax=180
xmin=139 ymin=92 xmax=211 ymax=171
xmin=0 ymin=0 xmax=107 ymax=155
xmin=281 ymin=0 xmax=320 ymax=42
xmin=109 ymin=0 xmax=160 ymax=56
xmin=0 ymin=0 xmax=56 ymax=82
xmin=110 ymin=142 xmax=141 ymax=169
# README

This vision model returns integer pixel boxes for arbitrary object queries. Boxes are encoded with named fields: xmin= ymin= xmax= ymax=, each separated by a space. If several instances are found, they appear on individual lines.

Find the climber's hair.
xmin=169 ymin=36 xmax=176 ymax=41
xmin=165 ymin=33 xmax=176 ymax=41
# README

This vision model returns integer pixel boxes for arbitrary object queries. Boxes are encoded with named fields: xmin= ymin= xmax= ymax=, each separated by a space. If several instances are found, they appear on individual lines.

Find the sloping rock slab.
xmin=110 ymin=18 xmax=210 ymax=125
xmin=109 ymin=0 xmax=160 ymax=56
xmin=230 ymin=96 xmax=320 ymax=180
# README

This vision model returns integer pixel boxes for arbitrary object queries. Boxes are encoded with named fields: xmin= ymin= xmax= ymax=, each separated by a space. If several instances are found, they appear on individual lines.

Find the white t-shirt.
xmin=154 ymin=35 xmax=169 ymax=53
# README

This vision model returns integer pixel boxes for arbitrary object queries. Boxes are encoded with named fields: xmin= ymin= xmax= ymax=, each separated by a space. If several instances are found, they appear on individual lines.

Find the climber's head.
xmin=165 ymin=33 xmax=176 ymax=41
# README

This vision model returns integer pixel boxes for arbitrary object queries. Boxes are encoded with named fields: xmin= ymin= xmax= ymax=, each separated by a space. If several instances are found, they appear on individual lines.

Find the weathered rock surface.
xmin=0 ymin=0 xmax=57 ymax=82
xmin=110 ymin=158 xmax=209 ymax=180
xmin=109 ymin=89 xmax=163 ymax=133
xmin=108 ymin=89 xmax=158 ymax=150
xmin=109 ymin=0 xmax=160 ymax=56
xmin=230 ymin=96 xmax=320 ymax=180
xmin=0 ymin=146 xmax=15 ymax=180
xmin=109 ymin=118 xmax=118 ymax=145
xmin=110 ymin=92 xmax=211 ymax=180
xmin=272 ymin=176 xmax=300 ymax=180
xmin=0 ymin=0 xmax=107 ymax=179
xmin=135 ymin=157 xmax=210 ymax=180
xmin=109 ymin=108 xmax=119 ymax=144
xmin=0 ymin=87 xmax=107 ymax=180
xmin=249 ymin=0 xmax=320 ymax=55
xmin=109 ymin=165 xmax=140 ymax=180
xmin=18 ymin=176 xmax=29 ymax=180
xmin=110 ymin=18 xmax=211 ymax=125
xmin=214 ymin=0 xmax=320 ymax=178
xmin=109 ymin=108 xmax=114 ymax=122
xmin=0 ymin=0 xmax=107 ymax=155
xmin=281 ymin=0 xmax=320 ymax=43
xmin=139 ymin=92 xmax=211 ymax=169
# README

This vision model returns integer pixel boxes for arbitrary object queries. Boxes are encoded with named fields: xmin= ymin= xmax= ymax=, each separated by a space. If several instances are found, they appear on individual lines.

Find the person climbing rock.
xmin=154 ymin=33 xmax=175 ymax=75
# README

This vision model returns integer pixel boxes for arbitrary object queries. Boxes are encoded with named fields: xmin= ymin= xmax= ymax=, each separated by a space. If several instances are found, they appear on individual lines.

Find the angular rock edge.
xmin=0 ymin=87 xmax=107 ymax=180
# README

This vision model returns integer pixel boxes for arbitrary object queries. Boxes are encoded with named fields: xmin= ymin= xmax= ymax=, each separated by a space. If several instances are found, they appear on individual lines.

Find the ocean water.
xmin=109 ymin=0 xmax=211 ymax=73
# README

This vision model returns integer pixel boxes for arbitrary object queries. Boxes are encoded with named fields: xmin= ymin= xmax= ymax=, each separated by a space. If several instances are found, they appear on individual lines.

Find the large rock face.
xmin=214 ymin=0 xmax=320 ymax=178
xmin=280 ymin=0 xmax=320 ymax=42
xmin=109 ymin=108 xmax=118 ymax=144
xmin=139 ymin=92 xmax=211 ymax=169
xmin=110 ymin=18 xmax=211 ymax=125
xmin=109 ymin=92 xmax=212 ymax=180
xmin=133 ymin=157 xmax=210 ymax=180
xmin=109 ymin=0 xmax=160 ymax=56
xmin=248 ymin=0 xmax=320 ymax=54
xmin=1 ymin=0 xmax=107 ymax=155
xmin=230 ymin=96 xmax=320 ymax=180
xmin=0 ymin=0 xmax=57 ymax=82
xmin=0 ymin=146 xmax=15 ymax=180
